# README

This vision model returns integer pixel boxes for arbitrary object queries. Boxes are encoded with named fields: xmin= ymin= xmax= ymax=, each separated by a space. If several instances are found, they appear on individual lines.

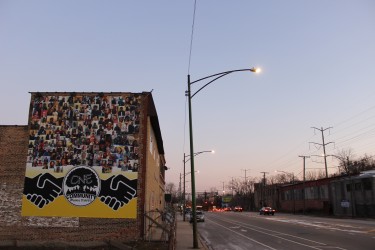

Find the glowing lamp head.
xmin=250 ymin=67 xmax=261 ymax=73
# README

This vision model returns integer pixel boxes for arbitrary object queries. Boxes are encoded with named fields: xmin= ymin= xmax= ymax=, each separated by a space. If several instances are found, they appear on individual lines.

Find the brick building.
xmin=331 ymin=171 xmax=375 ymax=218
xmin=255 ymin=174 xmax=375 ymax=218
xmin=0 ymin=92 xmax=166 ymax=243
xmin=254 ymin=177 xmax=338 ymax=214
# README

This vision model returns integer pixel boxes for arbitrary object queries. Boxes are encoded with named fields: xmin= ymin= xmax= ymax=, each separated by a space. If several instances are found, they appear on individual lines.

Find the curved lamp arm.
xmin=184 ymin=150 xmax=214 ymax=163
xmin=189 ymin=68 xmax=259 ymax=98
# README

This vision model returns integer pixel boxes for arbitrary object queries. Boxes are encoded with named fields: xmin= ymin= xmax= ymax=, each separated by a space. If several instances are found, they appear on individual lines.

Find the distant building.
xmin=0 ymin=92 xmax=167 ymax=242
xmin=255 ymin=173 xmax=375 ymax=218
xmin=331 ymin=171 xmax=375 ymax=217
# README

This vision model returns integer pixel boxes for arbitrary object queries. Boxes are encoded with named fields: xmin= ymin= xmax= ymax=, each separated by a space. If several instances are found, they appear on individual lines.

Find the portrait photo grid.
xmin=27 ymin=94 xmax=141 ymax=174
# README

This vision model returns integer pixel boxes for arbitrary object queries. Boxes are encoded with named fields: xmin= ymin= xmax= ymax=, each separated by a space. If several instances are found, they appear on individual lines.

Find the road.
xmin=197 ymin=211 xmax=375 ymax=250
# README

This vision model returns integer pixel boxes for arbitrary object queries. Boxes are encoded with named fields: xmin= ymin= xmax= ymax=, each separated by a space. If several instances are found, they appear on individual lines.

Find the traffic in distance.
xmin=184 ymin=205 xmax=277 ymax=223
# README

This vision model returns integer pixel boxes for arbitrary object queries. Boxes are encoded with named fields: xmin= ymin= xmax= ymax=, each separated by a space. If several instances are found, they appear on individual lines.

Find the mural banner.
xmin=22 ymin=93 xmax=141 ymax=218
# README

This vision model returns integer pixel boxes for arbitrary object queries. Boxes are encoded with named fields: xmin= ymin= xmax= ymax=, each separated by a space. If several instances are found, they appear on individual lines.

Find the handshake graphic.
xmin=100 ymin=175 xmax=137 ymax=210
xmin=23 ymin=173 xmax=137 ymax=211
xmin=23 ymin=173 xmax=63 ymax=208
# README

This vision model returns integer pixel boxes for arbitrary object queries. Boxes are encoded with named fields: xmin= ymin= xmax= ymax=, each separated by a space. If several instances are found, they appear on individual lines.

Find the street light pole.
xmin=187 ymin=74 xmax=198 ymax=247
xmin=187 ymin=67 xmax=259 ymax=248
xmin=183 ymin=150 xmax=213 ymax=222
xmin=183 ymin=153 xmax=186 ymax=221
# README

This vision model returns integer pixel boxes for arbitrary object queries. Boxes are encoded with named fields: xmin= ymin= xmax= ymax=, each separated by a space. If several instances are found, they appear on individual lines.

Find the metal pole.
xmin=298 ymin=155 xmax=309 ymax=215
xmin=179 ymin=173 xmax=182 ymax=206
xmin=186 ymin=68 xmax=258 ymax=248
xmin=232 ymin=177 xmax=234 ymax=197
xmin=303 ymin=157 xmax=306 ymax=215
xmin=348 ymin=157 xmax=355 ymax=218
xmin=187 ymin=74 xmax=198 ymax=248
xmin=321 ymin=127 xmax=329 ymax=178
xmin=183 ymin=153 xmax=186 ymax=221
xmin=293 ymin=174 xmax=295 ymax=214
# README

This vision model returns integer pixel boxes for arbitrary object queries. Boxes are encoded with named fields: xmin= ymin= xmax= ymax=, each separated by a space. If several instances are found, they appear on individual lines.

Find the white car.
xmin=189 ymin=211 xmax=205 ymax=223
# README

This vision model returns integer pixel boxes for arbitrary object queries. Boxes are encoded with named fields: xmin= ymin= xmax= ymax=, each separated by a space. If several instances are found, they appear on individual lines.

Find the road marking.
xmin=218 ymin=215 xmax=327 ymax=245
xmin=266 ymin=217 xmax=367 ymax=234
xmin=208 ymin=219 xmax=278 ymax=250
xmin=209 ymin=214 xmax=328 ymax=249
xmin=317 ymin=247 xmax=347 ymax=250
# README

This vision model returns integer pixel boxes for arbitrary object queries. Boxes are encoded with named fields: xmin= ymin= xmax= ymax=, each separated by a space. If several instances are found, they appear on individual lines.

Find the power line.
xmin=333 ymin=104 xmax=375 ymax=128
xmin=187 ymin=0 xmax=197 ymax=75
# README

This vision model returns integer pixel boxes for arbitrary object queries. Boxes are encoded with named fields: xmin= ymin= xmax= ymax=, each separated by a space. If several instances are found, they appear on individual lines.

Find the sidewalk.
xmin=176 ymin=213 xmax=208 ymax=250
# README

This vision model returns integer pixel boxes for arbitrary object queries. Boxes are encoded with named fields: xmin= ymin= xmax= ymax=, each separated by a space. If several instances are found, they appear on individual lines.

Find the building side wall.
xmin=331 ymin=177 xmax=375 ymax=218
xmin=0 ymin=125 xmax=140 ymax=242
xmin=143 ymin=117 xmax=165 ymax=239
xmin=0 ymin=91 xmax=165 ymax=242
xmin=0 ymin=126 xmax=80 ymax=240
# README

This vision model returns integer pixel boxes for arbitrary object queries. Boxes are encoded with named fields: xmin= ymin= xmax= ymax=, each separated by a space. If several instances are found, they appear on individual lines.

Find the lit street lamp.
xmin=183 ymin=150 xmax=213 ymax=221
xmin=187 ymin=67 xmax=259 ymax=248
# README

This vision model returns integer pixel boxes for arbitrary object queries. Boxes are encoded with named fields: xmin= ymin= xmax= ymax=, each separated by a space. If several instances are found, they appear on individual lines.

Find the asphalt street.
xmin=197 ymin=212 xmax=375 ymax=250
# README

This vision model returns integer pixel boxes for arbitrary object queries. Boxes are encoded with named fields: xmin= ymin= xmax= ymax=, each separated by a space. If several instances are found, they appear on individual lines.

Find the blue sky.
xmin=1 ymin=0 xmax=375 ymax=193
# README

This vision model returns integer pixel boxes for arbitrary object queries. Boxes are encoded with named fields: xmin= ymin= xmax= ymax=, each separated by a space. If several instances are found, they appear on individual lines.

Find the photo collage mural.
xmin=22 ymin=93 xmax=141 ymax=218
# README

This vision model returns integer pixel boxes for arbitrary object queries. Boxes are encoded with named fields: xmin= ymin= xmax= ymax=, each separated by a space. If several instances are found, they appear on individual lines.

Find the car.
xmin=234 ymin=206 xmax=243 ymax=212
xmin=184 ymin=207 xmax=192 ymax=215
xmin=189 ymin=211 xmax=205 ymax=223
xmin=259 ymin=207 xmax=275 ymax=215
xmin=223 ymin=207 xmax=232 ymax=212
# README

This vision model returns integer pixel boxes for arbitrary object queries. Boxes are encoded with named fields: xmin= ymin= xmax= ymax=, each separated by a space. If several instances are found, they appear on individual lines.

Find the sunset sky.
xmin=1 ymin=0 xmax=375 ymax=193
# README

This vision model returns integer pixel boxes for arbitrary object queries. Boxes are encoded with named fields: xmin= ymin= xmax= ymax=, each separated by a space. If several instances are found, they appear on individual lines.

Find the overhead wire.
xmin=187 ymin=0 xmax=197 ymax=75
xmin=266 ymin=102 xmax=375 ymax=179
xmin=183 ymin=0 xmax=197 ymax=164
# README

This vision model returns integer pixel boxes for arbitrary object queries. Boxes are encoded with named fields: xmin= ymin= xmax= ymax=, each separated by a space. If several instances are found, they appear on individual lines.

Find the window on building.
xmin=150 ymin=136 xmax=153 ymax=153
xmin=294 ymin=189 xmax=301 ymax=200
xmin=285 ymin=191 xmax=291 ymax=201
xmin=320 ymin=186 xmax=327 ymax=199
xmin=346 ymin=184 xmax=351 ymax=192
xmin=281 ymin=192 xmax=285 ymax=201
xmin=363 ymin=179 xmax=372 ymax=191
xmin=355 ymin=182 xmax=362 ymax=191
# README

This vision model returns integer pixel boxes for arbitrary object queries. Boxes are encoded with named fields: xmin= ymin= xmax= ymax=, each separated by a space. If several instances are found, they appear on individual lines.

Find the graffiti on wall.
xmin=22 ymin=93 xmax=141 ymax=218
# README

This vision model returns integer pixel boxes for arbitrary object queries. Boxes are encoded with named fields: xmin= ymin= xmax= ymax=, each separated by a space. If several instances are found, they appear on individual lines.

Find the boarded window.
xmin=346 ymin=184 xmax=351 ymax=192
xmin=355 ymin=182 xmax=362 ymax=191
xmin=363 ymin=179 xmax=372 ymax=190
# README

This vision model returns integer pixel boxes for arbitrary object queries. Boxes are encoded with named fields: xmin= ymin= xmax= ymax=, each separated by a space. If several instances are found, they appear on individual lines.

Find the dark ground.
xmin=0 ymin=240 xmax=169 ymax=250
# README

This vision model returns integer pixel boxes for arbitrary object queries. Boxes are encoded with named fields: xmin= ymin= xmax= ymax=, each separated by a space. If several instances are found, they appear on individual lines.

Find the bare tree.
xmin=335 ymin=149 xmax=375 ymax=175
xmin=317 ymin=169 xmax=327 ymax=179
xmin=165 ymin=182 xmax=179 ymax=203
xmin=335 ymin=149 xmax=355 ymax=175
xmin=305 ymin=169 xmax=326 ymax=180
xmin=274 ymin=173 xmax=289 ymax=184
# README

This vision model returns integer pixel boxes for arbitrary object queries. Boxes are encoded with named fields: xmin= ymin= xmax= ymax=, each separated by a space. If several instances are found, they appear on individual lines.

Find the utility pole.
xmin=220 ymin=181 xmax=225 ymax=208
xmin=241 ymin=169 xmax=251 ymax=210
xmin=241 ymin=169 xmax=251 ymax=193
xmin=231 ymin=177 xmax=234 ymax=197
xmin=178 ymin=173 xmax=183 ymax=207
xmin=310 ymin=127 xmax=333 ymax=178
xmin=260 ymin=172 xmax=268 ymax=207
xmin=299 ymin=155 xmax=310 ymax=215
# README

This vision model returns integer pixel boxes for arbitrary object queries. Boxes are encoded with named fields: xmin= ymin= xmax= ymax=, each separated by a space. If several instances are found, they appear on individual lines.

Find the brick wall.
xmin=0 ymin=125 xmax=141 ymax=242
